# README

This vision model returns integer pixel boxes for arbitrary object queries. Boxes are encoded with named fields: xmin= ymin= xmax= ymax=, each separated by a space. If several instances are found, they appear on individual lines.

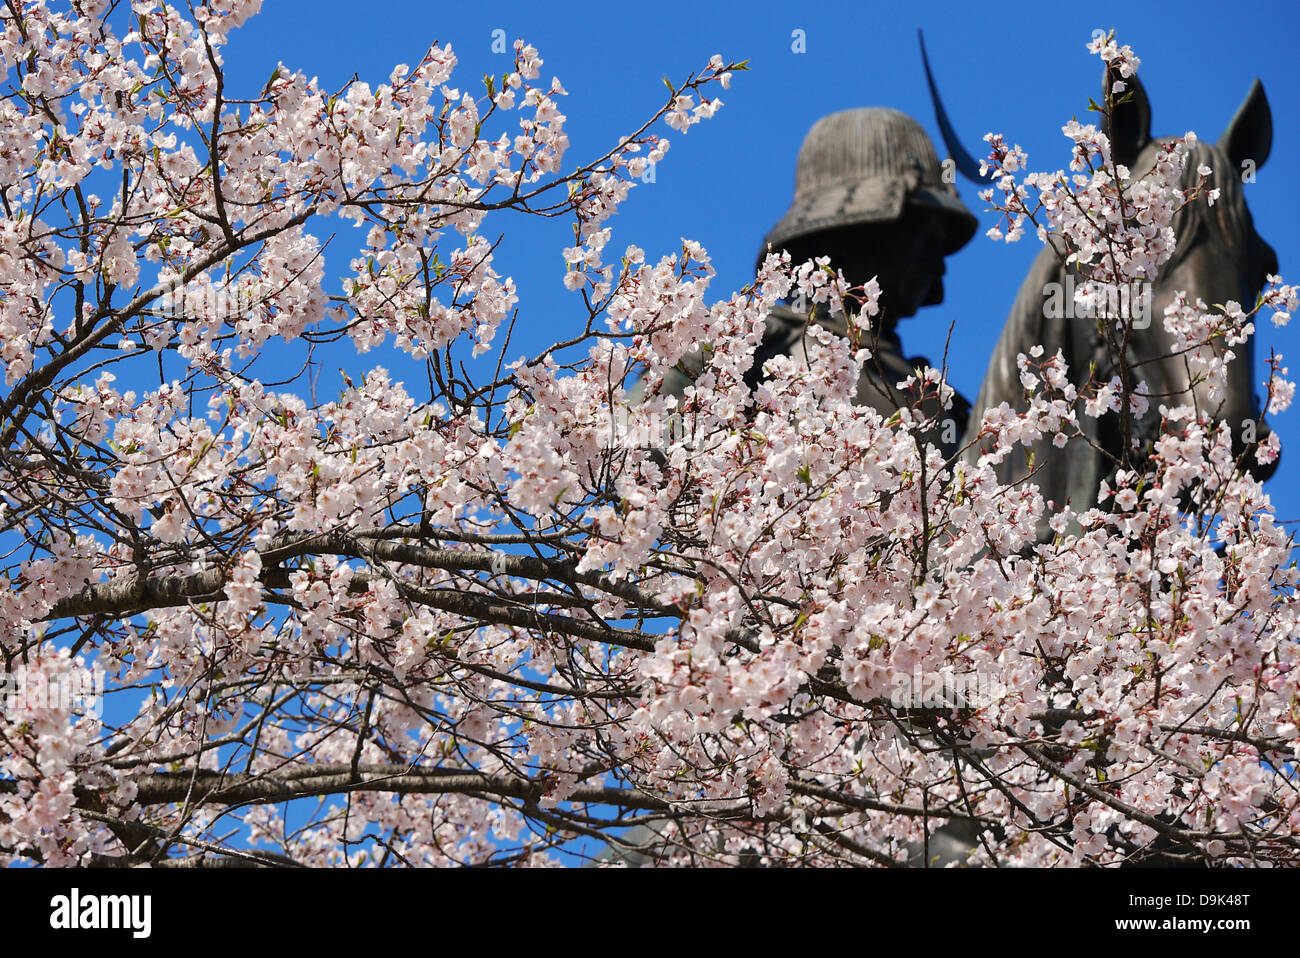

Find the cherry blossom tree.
xmin=2 ymin=2 xmax=1298 ymax=867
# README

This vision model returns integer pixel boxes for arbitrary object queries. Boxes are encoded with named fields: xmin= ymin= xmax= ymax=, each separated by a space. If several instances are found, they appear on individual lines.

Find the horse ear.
xmin=1102 ymin=66 xmax=1151 ymax=169
xmin=1220 ymin=78 xmax=1271 ymax=172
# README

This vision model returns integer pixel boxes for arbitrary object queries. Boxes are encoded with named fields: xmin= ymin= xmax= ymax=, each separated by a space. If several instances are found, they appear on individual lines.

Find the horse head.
xmin=1103 ymin=67 xmax=1278 ymax=484
xmin=922 ymin=38 xmax=1280 ymax=532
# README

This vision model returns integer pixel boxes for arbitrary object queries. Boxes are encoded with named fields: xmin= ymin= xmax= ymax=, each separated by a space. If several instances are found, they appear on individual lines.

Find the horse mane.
xmin=1150 ymin=137 xmax=1257 ymax=277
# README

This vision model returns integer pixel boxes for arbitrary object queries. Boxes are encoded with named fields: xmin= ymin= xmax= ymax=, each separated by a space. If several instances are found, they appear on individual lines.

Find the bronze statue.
xmin=929 ymin=64 xmax=1279 ymax=540
xmin=631 ymin=107 xmax=978 ymax=460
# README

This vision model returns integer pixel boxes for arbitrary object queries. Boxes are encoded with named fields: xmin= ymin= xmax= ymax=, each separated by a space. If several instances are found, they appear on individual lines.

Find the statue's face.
xmin=787 ymin=208 xmax=950 ymax=325
xmin=837 ymin=210 xmax=948 ymax=321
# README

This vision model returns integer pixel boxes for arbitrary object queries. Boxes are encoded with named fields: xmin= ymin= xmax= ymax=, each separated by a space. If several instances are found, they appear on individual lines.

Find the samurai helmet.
xmin=759 ymin=107 xmax=976 ymax=268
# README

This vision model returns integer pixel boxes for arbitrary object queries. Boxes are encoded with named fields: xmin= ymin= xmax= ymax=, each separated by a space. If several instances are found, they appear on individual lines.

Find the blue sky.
xmin=213 ymin=0 xmax=1300 ymax=528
